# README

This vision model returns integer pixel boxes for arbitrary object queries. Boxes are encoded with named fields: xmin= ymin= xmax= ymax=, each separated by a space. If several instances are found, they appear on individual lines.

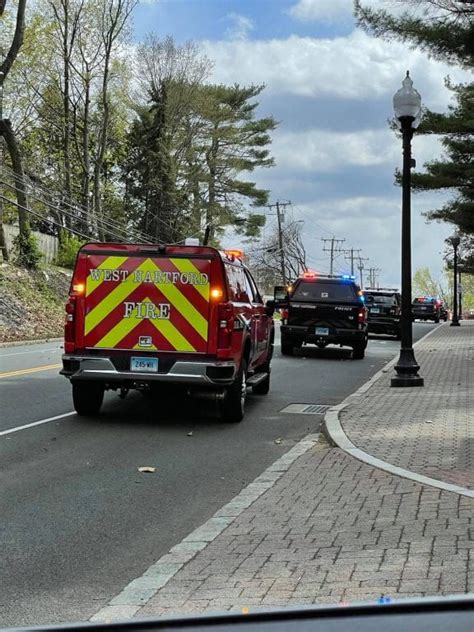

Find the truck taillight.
xmin=217 ymin=302 xmax=234 ymax=348
xmin=280 ymin=308 xmax=289 ymax=321
xmin=64 ymin=296 xmax=76 ymax=353
xmin=357 ymin=309 xmax=367 ymax=324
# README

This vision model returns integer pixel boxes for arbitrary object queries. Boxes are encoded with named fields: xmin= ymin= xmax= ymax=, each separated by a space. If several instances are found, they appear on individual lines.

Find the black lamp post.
xmin=449 ymin=235 xmax=461 ymax=327
xmin=391 ymin=72 xmax=424 ymax=388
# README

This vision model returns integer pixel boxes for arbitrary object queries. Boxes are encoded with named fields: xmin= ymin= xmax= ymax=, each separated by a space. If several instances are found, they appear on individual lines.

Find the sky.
xmin=131 ymin=0 xmax=470 ymax=288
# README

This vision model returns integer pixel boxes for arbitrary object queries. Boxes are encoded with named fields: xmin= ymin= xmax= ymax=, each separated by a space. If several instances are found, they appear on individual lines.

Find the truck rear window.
xmin=292 ymin=281 xmax=357 ymax=302
xmin=366 ymin=294 xmax=397 ymax=305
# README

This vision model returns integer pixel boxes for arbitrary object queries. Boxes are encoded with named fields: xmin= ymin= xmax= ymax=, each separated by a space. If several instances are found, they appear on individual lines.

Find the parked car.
xmin=61 ymin=242 xmax=275 ymax=422
xmin=275 ymin=272 xmax=368 ymax=359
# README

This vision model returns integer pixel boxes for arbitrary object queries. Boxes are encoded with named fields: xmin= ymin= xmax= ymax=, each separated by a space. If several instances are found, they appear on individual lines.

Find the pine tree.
xmin=355 ymin=1 xmax=474 ymax=238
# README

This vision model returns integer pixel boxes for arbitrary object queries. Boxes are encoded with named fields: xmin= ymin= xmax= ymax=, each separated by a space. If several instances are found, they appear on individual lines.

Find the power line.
xmin=0 ymin=178 xmax=141 ymax=245
xmin=0 ymin=163 xmax=192 ymax=244
xmin=0 ymin=167 xmax=153 ymax=244
xmin=0 ymin=193 xmax=96 ymax=242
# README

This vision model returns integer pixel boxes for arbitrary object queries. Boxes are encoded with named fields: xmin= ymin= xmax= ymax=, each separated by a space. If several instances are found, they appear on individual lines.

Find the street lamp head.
xmin=449 ymin=234 xmax=461 ymax=249
xmin=393 ymin=71 xmax=422 ymax=128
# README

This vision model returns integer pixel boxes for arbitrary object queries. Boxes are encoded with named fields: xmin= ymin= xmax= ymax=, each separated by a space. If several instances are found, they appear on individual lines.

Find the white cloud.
xmin=289 ymin=0 xmax=353 ymax=23
xmin=270 ymin=128 xmax=442 ymax=173
xmin=202 ymin=30 xmax=468 ymax=111
xmin=226 ymin=12 xmax=255 ymax=41
xmin=201 ymin=26 xmax=467 ymax=285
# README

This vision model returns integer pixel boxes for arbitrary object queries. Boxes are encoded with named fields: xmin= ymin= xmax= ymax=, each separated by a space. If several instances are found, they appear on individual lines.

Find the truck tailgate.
xmin=289 ymin=302 xmax=360 ymax=330
xmin=82 ymin=254 xmax=211 ymax=353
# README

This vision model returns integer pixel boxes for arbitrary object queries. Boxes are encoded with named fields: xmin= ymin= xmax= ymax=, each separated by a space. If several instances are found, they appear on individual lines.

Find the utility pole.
xmin=356 ymin=255 xmax=369 ymax=289
xmin=367 ymin=267 xmax=382 ymax=289
xmin=322 ymin=237 xmax=345 ymax=275
xmin=268 ymin=200 xmax=291 ymax=284
xmin=343 ymin=247 xmax=362 ymax=276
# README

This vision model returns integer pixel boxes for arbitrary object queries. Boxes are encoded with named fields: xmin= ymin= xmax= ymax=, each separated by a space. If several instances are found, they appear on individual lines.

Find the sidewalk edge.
xmin=323 ymin=324 xmax=474 ymax=499
xmin=0 ymin=337 xmax=63 ymax=349
xmin=89 ymin=433 xmax=321 ymax=622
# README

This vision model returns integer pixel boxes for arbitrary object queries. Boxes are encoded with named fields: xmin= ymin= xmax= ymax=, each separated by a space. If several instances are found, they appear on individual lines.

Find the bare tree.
xmin=48 ymin=0 xmax=85 ymax=228
xmin=247 ymin=221 xmax=307 ymax=293
xmin=92 ymin=0 xmax=137 ymax=240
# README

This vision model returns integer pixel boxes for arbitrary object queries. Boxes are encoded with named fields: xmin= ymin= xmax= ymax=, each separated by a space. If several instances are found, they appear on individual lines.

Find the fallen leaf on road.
xmin=138 ymin=466 xmax=156 ymax=473
xmin=187 ymin=431 xmax=193 ymax=437
xmin=274 ymin=438 xmax=282 ymax=445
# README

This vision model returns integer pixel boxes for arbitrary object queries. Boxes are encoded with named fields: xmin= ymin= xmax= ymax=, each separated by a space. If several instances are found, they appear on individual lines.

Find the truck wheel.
xmin=352 ymin=340 xmax=367 ymax=360
xmin=72 ymin=382 xmax=104 ymax=416
xmin=221 ymin=360 xmax=247 ymax=423
xmin=253 ymin=370 xmax=270 ymax=395
xmin=281 ymin=334 xmax=294 ymax=356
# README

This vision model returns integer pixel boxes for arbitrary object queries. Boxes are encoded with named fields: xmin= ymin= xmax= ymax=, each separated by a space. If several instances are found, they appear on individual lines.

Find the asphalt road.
xmin=0 ymin=323 xmax=437 ymax=627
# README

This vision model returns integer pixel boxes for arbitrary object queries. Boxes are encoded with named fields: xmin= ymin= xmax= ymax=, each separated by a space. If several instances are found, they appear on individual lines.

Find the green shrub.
xmin=12 ymin=229 xmax=42 ymax=270
xmin=55 ymin=234 xmax=84 ymax=269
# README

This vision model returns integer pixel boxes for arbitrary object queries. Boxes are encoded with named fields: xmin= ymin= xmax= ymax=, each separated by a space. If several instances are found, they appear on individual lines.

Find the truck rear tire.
xmin=221 ymin=360 xmax=247 ymax=423
xmin=352 ymin=340 xmax=367 ymax=360
xmin=281 ymin=334 xmax=294 ymax=356
xmin=72 ymin=382 xmax=104 ymax=416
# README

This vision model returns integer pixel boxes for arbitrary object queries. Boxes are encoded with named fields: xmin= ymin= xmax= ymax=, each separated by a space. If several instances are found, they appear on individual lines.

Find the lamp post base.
xmin=390 ymin=347 xmax=424 ymax=387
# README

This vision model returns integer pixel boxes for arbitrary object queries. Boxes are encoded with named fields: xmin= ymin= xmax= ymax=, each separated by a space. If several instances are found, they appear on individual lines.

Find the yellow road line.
xmin=0 ymin=363 xmax=62 ymax=379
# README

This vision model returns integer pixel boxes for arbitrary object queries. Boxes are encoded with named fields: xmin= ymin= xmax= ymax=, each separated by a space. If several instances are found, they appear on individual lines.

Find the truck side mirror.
xmin=274 ymin=285 xmax=287 ymax=304
xmin=265 ymin=300 xmax=275 ymax=317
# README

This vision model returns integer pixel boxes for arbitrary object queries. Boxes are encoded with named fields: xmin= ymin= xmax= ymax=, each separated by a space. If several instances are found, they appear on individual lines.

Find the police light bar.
xmin=341 ymin=274 xmax=356 ymax=280
xmin=302 ymin=269 xmax=317 ymax=279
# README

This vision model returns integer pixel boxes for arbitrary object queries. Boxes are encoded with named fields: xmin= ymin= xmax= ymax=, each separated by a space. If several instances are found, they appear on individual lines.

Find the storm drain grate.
xmin=280 ymin=403 xmax=331 ymax=415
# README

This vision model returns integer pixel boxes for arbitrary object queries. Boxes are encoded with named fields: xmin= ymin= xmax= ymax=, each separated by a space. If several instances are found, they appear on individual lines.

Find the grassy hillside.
xmin=0 ymin=263 xmax=71 ymax=343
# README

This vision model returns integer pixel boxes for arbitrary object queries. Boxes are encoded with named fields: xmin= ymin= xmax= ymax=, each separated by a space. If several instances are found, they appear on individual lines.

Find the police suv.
xmin=275 ymin=272 xmax=368 ymax=359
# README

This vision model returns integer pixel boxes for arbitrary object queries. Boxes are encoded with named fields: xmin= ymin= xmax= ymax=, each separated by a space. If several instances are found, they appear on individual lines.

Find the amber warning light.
xmin=224 ymin=249 xmax=244 ymax=259
xmin=73 ymin=283 xmax=85 ymax=294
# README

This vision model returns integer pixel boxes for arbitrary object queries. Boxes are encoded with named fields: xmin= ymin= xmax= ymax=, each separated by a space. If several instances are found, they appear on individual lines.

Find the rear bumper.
xmin=368 ymin=317 xmax=400 ymax=333
xmin=281 ymin=324 xmax=366 ymax=345
xmin=412 ymin=312 xmax=437 ymax=320
xmin=61 ymin=355 xmax=237 ymax=386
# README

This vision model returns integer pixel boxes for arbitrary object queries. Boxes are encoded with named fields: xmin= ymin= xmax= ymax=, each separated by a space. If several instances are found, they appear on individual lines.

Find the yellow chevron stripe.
xmin=85 ymin=259 xmax=151 ymax=335
xmin=148 ymin=260 xmax=208 ymax=341
xmin=86 ymin=256 xmax=128 ymax=296
xmin=94 ymin=298 xmax=195 ymax=351
xmin=85 ymin=258 xmax=209 ymax=344
xmin=169 ymin=258 xmax=210 ymax=301
xmin=150 ymin=318 xmax=196 ymax=352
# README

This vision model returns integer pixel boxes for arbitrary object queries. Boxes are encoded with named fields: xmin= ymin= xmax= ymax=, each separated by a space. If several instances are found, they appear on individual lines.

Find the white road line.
xmin=0 ymin=412 xmax=75 ymax=438
xmin=0 ymin=347 xmax=62 ymax=358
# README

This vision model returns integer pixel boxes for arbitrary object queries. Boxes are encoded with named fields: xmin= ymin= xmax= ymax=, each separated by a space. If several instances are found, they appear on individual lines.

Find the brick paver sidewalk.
xmin=340 ymin=322 xmax=474 ymax=489
xmin=106 ymin=322 xmax=473 ymax=620
xmin=134 ymin=438 xmax=473 ymax=618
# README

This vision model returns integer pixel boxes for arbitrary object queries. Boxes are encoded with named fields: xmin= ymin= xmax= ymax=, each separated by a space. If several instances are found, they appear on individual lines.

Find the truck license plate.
xmin=315 ymin=327 xmax=329 ymax=336
xmin=131 ymin=357 xmax=158 ymax=372
xmin=371 ymin=307 xmax=380 ymax=314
